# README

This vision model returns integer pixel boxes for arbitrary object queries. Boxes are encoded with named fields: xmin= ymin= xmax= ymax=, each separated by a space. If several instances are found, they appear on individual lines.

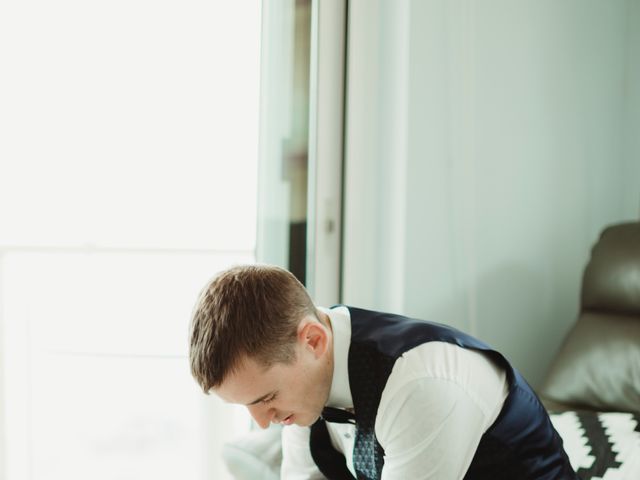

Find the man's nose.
xmin=247 ymin=404 xmax=274 ymax=429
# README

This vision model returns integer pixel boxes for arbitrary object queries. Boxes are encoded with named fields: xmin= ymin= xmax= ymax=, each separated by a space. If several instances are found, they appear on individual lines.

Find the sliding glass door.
xmin=257 ymin=0 xmax=346 ymax=305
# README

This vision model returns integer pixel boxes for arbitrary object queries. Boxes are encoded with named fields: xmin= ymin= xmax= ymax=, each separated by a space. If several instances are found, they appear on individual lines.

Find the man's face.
xmin=213 ymin=318 xmax=333 ymax=429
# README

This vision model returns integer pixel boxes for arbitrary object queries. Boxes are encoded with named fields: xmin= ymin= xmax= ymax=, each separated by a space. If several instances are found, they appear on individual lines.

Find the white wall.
xmin=342 ymin=0 xmax=640 ymax=387
xmin=625 ymin=0 xmax=640 ymax=215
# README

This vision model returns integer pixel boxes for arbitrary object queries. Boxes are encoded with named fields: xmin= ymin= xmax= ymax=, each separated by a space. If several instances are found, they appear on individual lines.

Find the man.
xmin=189 ymin=264 xmax=577 ymax=479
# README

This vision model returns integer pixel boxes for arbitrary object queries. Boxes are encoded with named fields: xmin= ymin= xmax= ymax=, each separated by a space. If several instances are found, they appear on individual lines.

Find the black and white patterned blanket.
xmin=550 ymin=411 xmax=640 ymax=480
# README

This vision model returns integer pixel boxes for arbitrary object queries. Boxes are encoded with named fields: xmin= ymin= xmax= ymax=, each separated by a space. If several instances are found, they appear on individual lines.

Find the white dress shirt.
xmin=281 ymin=306 xmax=510 ymax=480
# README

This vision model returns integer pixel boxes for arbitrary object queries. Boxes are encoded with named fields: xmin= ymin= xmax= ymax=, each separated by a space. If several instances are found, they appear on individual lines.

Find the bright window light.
xmin=0 ymin=1 xmax=261 ymax=479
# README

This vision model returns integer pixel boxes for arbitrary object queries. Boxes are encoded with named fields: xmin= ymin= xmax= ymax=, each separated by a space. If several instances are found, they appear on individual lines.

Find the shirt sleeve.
xmin=376 ymin=378 xmax=489 ymax=480
xmin=280 ymin=424 xmax=326 ymax=480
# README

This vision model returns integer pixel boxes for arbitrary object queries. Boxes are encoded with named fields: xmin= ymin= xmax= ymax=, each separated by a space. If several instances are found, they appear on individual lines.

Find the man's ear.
xmin=297 ymin=316 xmax=330 ymax=359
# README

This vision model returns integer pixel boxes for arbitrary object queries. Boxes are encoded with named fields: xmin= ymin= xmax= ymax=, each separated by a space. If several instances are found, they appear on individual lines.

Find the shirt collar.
xmin=321 ymin=305 xmax=353 ymax=409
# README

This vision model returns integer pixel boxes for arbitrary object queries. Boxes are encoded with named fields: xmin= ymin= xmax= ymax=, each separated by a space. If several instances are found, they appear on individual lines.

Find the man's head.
xmin=189 ymin=264 xmax=334 ymax=428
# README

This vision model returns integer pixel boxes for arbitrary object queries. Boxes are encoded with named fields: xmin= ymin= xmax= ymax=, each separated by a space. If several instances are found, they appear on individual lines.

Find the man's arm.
xmin=376 ymin=378 xmax=488 ymax=479
xmin=375 ymin=343 xmax=509 ymax=479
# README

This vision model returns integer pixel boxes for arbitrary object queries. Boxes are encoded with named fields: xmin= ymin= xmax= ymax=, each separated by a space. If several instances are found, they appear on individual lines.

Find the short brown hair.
xmin=189 ymin=264 xmax=319 ymax=392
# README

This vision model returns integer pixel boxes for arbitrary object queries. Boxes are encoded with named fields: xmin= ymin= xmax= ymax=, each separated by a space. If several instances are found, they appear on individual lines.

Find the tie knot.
xmin=321 ymin=406 xmax=356 ymax=424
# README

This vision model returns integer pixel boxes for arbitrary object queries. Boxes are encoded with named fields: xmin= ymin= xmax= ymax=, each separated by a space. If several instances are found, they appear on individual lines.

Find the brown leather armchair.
xmin=540 ymin=221 xmax=640 ymax=413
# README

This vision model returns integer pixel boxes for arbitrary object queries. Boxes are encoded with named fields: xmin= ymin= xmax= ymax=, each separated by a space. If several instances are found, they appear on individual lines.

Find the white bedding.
xmin=550 ymin=411 xmax=640 ymax=480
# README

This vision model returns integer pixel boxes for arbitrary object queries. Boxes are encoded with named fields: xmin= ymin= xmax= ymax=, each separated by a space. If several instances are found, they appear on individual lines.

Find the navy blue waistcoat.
xmin=309 ymin=306 xmax=577 ymax=480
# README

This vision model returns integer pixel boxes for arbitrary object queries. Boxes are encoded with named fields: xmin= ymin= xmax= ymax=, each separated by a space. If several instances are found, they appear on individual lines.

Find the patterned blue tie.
xmin=348 ymin=343 xmax=394 ymax=479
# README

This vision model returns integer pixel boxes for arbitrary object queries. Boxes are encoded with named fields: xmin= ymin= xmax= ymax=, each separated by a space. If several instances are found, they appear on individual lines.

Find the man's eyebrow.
xmin=246 ymin=391 xmax=276 ymax=406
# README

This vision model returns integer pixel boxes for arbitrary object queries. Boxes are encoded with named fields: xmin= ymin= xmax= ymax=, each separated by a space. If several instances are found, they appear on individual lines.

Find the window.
xmin=0 ymin=1 xmax=260 ymax=479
